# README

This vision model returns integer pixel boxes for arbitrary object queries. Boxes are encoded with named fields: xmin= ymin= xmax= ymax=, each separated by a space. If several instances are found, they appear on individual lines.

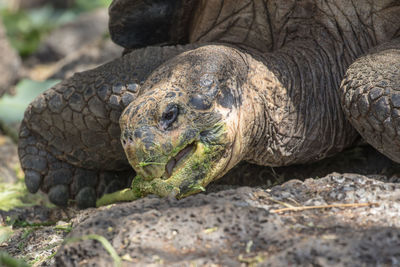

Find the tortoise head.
xmin=120 ymin=45 xmax=249 ymax=197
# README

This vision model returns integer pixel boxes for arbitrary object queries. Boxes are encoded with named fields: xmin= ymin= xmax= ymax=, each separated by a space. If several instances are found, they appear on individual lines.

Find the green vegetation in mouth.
xmin=189 ymin=184 xmax=206 ymax=192
xmin=97 ymin=142 xmax=220 ymax=206
xmin=97 ymin=123 xmax=228 ymax=206
xmin=96 ymin=176 xmax=179 ymax=206
xmin=137 ymin=161 xmax=165 ymax=167
xmin=96 ymin=188 xmax=141 ymax=207
xmin=132 ymin=140 xmax=197 ymax=180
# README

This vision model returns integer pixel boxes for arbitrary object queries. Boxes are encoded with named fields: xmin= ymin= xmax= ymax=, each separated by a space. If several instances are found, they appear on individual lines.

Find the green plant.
xmin=0 ymin=0 xmax=112 ymax=58
xmin=1 ymin=6 xmax=75 ymax=57
xmin=66 ymin=234 xmax=121 ymax=267
xmin=0 ymin=160 xmax=53 ymax=212
xmin=0 ymin=251 xmax=30 ymax=267
xmin=0 ymin=180 xmax=26 ymax=211
xmin=0 ymin=225 xmax=13 ymax=244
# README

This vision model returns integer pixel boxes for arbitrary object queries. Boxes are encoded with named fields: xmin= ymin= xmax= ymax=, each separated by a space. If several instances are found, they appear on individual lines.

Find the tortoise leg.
xmin=340 ymin=38 xmax=400 ymax=162
xmin=19 ymin=123 xmax=134 ymax=208
xmin=18 ymin=44 xmax=199 ymax=207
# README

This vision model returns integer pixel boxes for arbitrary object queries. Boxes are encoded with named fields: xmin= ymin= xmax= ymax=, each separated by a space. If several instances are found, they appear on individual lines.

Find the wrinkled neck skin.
xmin=227 ymin=38 xmax=363 ymax=166
xmin=240 ymin=46 xmax=358 ymax=167
xmin=210 ymin=52 xmax=255 ymax=177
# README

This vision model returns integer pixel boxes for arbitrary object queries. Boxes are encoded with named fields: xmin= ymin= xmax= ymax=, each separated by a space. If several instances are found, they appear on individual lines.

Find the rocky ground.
xmin=1 ymin=3 xmax=400 ymax=267
xmin=56 ymin=173 xmax=400 ymax=266
xmin=1 ymin=141 xmax=400 ymax=266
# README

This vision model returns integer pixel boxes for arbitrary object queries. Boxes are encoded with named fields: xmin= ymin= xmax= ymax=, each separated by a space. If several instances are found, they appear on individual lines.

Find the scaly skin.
xmin=340 ymin=39 xmax=400 ymax=162
xmin=19 ymin=0 xmax=400 ymax=207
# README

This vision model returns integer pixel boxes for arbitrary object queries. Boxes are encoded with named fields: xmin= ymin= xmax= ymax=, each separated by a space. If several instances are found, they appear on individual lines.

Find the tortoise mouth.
xmin=164 ymin=142 xmax=196 ymax=178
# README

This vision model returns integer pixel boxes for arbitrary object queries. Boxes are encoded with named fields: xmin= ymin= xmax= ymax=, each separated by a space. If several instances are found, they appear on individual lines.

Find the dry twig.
xmin=271 ymin=202 xmax=379 ymax=213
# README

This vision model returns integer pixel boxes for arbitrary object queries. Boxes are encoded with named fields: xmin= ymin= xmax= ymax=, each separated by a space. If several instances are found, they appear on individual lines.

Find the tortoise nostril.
xmin=160 ymin=104 xmax=179 ymax=130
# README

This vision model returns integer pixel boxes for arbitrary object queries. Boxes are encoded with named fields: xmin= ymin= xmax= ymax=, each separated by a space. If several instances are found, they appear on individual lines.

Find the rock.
xmin=0 ymin=205 xmax=78 ymax=226
xmin=33 ymin=8 xmax=110 ymax=63
xmin=0 ymin=21 xmax=21 ymax=97
xmin=56 ymin=173 xmax=400 ymax=266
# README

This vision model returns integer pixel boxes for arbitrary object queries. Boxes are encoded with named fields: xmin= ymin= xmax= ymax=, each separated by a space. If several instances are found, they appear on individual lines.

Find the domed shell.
xmin=108 ymin=0 xmax=197 ymax=49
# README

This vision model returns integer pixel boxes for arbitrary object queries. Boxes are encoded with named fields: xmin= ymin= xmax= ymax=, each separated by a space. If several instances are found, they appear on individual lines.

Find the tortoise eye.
xmin=160 ymin=104 xmax=179 ymax=130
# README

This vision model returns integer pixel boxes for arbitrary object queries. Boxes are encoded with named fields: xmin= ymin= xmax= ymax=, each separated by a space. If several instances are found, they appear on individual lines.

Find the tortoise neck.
xmin=241 ymin=40 xmax=359 ymax=166
xmin=238 ymin=52 xmax=277 ymax=164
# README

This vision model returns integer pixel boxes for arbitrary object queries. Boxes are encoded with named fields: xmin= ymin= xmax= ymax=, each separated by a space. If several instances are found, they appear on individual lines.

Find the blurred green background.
xmin=0 ymin=0 xmax=112 ymax=125
xmin=0 ymin=0 xmax=111 ymax=57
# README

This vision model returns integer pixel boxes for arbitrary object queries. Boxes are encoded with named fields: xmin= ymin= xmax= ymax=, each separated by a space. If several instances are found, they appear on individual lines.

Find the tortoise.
xmin=18 ymin=0 xmax=400 ymax=208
